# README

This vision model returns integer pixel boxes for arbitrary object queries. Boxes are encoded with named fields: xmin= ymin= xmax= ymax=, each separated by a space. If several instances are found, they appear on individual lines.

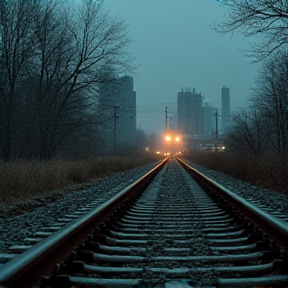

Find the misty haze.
xmin=0 ymin=1 xmax=288 ymax=287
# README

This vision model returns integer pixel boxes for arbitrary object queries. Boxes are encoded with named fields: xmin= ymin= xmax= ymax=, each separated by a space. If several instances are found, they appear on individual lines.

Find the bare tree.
xmin=250 ymin=50 xmax=288 ymax=153
xmin=0 ymin=0 xmax=134 ymax=160
xmin=35 ymin=0 xmax=133 ymax=159
xmin=226 ymin=108 xmax=266 ymax=156
xmin=0 ymin=0 xmax=39 ymax=160
xmin=226 ymin=50 xmax=288 ymax=155
xmin=214 ymin=0 xmax=288 ymax=61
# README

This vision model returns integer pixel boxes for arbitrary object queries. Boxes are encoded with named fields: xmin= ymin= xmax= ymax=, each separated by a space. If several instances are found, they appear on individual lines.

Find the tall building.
xmin=203 ymin=102 xmax=213 ymax=135
xmin=177 ymin=87 xmax=203 ymax=135
xmin=221 ymin=86 xmax=230 ymax=134
xmin=98 ymin=76 xmax=136 ymax=155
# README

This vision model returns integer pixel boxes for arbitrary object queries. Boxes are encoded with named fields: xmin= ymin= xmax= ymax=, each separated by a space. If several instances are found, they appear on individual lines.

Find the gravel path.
xmin=0 ymin=161 xmax=161 ymax=254
xmin=40 ymin=158 xmax=287 ymax=287
xmin=1 ymin=158 xmax=288 ymax=255
xmin=184 ymin=160 xmax=288 ymax=222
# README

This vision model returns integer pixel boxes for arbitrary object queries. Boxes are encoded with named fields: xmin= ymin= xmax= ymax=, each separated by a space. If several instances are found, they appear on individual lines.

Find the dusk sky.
xmin=103 ymin=0 xmax=260 ymax=134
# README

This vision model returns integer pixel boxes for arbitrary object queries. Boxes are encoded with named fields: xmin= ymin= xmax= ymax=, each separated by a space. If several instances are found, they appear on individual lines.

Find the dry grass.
xmin=0 ymin=155 xmax=162 ymax=204
xmin=184 ymin=152 xmax=288 ymax=194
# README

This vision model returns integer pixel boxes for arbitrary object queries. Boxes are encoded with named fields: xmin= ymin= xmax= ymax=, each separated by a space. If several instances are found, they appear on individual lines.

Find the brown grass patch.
xmin=0 ymin=155 xmax=162 ymax=205
xmin=184 ymin=152 xmax=288 ymax=194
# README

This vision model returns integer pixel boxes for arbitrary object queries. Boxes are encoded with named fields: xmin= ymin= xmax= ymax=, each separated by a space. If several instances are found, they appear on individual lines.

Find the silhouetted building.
xmin=203 ymin=102 xmax=213 ymax=135
xmin=221 ymin=86 xmax=230 ymax=134
xmin=177 ymin=87 xmax=203 ymax=135
xmin=98 ymin=76 xmax=136 ymax=155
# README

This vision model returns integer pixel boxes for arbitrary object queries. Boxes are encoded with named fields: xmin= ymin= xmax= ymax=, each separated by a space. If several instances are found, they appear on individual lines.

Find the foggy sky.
xmin=103 ymin=0 xmax=260 ymax=134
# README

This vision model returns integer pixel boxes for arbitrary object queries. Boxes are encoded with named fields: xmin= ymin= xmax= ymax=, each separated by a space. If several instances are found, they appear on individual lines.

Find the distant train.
xmin=160 ymin=130 xmax=185 ymax=156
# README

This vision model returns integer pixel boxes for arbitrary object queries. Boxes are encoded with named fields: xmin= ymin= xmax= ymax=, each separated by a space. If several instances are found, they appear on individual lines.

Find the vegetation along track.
xmin=0 ymin=158 xmax=288 ymax=288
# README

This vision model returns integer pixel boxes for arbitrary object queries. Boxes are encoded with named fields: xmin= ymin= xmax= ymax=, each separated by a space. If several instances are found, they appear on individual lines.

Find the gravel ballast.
xmin=184 ymin=160 xmax=288 ymax=222
xmin=0 ymin=161 xmax=161 ymax=254
xmin=1 ymin=159 xmax=288 ymax=255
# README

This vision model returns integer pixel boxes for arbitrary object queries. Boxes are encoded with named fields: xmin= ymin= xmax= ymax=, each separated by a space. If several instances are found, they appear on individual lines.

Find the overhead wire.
xmin=136 ymin=102 xmax=177 ymax=114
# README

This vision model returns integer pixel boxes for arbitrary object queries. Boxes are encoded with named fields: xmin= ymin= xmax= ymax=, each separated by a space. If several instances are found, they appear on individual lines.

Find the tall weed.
xmin=0 ymin=155 xmax=161 ymax=203
xmin=185 ymin=152 xmax=288 ymax=194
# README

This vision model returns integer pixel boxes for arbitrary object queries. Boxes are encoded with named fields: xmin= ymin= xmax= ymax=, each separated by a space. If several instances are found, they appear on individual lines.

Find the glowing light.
xmin=165 ymin=136 xmax=171 ymax=141
xmin=175 ymin=137 xmax=180 ymax=142
xmin=156 ymin=151 xmax=161 ymax=154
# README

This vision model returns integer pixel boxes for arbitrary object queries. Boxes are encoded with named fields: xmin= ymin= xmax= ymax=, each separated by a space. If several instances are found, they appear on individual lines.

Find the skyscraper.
xmin=98 ymin=76 xmax=136 ymax=155
xmin=177 ymin=87 xmax=203 ymax=135
xmin=221 ymin=86 xmax=230 ymax=134
xmin=203 ymin=102 xmax=213 ymax=135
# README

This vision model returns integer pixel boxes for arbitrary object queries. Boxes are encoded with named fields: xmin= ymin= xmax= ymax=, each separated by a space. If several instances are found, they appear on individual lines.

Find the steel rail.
xmin=177 ymin=158 xmax=288 ymax=250
xmin=0 ymin=158 xmax=168 ymax=288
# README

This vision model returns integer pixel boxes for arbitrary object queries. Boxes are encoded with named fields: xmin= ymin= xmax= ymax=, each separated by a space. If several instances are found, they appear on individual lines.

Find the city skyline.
xmin=103 ymin=0 xmax=260 ymax=134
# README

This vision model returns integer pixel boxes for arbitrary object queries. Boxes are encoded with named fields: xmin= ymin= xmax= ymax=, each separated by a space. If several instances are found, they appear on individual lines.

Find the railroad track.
xmin=0 ymin=158 xmax=288 ymax=287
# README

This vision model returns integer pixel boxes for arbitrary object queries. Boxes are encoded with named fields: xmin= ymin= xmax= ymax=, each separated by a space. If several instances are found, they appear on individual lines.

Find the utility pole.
xmin=113 ymin=106 xmax=119 ymax=156
xmin=213 ymin=108 xmax=219 ymax=152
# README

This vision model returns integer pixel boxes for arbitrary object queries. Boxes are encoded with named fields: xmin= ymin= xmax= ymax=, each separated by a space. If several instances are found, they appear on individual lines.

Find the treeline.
xmin=226 ymin=50 xmax=288 ymax=157
xmin=214 ymin=1 xmax=288 ymax=157
xmin=0 ymin=0 xmax=132 ymax=161
xmin=188 ymin=1 xmax=288 ymax=193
